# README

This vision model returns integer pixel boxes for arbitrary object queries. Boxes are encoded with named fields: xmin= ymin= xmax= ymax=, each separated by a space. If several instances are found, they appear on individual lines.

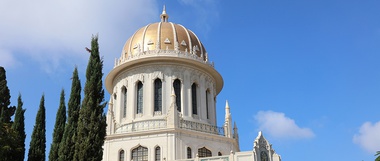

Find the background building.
xmin=103 ymin=7 xmax=281 ymax=161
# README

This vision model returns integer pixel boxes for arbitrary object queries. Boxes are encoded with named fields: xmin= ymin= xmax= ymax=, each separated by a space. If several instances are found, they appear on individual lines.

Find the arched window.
xmin=260 ymin=151 xmax=268 ymax=161
xmin=122 ymin=87 xmax=127 ymax=118
xmin=119 ymin=150 xmax=125 ymax=161
xmin=173 ymin=79 xmax=181 ymax=112
xmin=137 ymin=81 xmax=143 ymax=114
xmin=191 ymin=83 xmax=197 ymax=115
xmin=205 ymin=90 xmax=210 ymax=119
xmin=187 ymin=147 xmax=192 ymax=159
xmin=198 ymin=147 xmax=212 ymax=158
xmin=155 ymin=146 xmax=161 ymax=161
xmin=218 ymin=152 xmax=222 ymax=156
xmin=154 ymin=79 xmax=162 ymax=112
xmin=131 ymin=146 xmax=148 ymax=161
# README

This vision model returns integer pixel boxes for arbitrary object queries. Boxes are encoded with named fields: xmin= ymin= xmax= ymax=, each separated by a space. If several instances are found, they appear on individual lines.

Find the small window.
xmin=198 ymin=147 xmax=212 ymax=158
xmin=122 ymin=87 xmax=127 ymax=118
xmin=131 ymin=146 xmax=148 ymax=161
xmin=173 ymin=79 xmax=181 ymax=112
xmin=191 ymin=83 xmax=197 ymax=115
xmin=155 ymin=146 xmax=161 ymax=161
xmin=205 ymin=90 xmax=210 ymax=119
xmin=260 ymin=151 xmax=268 ymax=161
xmin=187 ymin=147 xmax=192 ymax=159
xmin=218 ymin=152 xmax=222 ymax=156
xmin=119 ymin=150 xmax=125 ymax=161
xmin=136 ymin=81 xmax=143 ymax=114
xmin=154 ymin=79 xmax=162 ymax=112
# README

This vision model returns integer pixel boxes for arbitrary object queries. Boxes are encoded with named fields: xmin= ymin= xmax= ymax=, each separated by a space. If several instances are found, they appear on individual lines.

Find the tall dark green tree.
xmin=58 ymin=67 xmax=81 ymax=161
xmin=11 ymin=94 xmax=26 ymax=161
xmin=0 ymin=66 xmax=18 ymax=160
xmin=49 ymin=90 xmax=66 ymax=161
xmin=0 ymin=66 xmax=16 ymax=123
xmin=74 ymin=35 xmax=107 ymax=161
xmin=0 ymin=112 xmax=18 ymax=161
xmin=28 ymin=95 xmax=46 ymax=161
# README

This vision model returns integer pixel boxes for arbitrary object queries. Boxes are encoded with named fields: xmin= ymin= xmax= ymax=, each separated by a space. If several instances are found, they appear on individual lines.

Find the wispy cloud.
xmin=353 ymin=121 xmax=380 ymax=153
xmin=178 ymin=0 xmax=220 ymax=36
xmin=0 ymin=0 xmax=158 ymax=72
xmin=254 ymin=110 xmax=315 ymax=139
xmin=0 ymin=49 xmax=19 ymax=69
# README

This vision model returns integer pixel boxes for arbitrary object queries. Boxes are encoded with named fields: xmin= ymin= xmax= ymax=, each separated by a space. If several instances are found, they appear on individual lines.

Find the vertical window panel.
xmin=155 ymin=146 xmax=161 ymax=161
xmin=205 ymin=90 xmax=209 ymax=119
xmin=173 ymin=79 xmax=181 ymax=112
xmin=187 ymin=147 xmax=192 ymax=159
xmin=123 ymin=87 xmax=127 ymax=118
xmin=154 ymin=79 xmax=162 ymax=112
xmin=119 ymin=150 xmax=125 ymax=161
xmin=191 ymin=83 xmax=197 ymax=115
xmin=137 ymin=81 xmax=143 ymax=114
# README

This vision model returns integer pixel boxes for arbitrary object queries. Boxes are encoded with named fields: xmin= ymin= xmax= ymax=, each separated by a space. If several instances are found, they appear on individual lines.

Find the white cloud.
xmin=353 ymin=121 xmax=380 ymax=153
xmin=0 ymin=0 xmax=158 ymax=72
xmin=254 ymin=110 xmax=315 ymax=139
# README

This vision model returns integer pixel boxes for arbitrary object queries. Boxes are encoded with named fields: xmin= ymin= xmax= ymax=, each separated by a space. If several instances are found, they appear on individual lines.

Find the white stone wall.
xmin=103 ymin=130 xmax=239 ymax=161
xmin=108 ymin=64 xmax=217 ymax=135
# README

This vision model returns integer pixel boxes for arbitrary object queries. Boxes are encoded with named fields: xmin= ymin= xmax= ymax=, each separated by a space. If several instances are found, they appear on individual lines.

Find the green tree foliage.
xmin=0 ymin=66 xmax=16 ymax=123
xmin=58 ymin=67 xmax=81 ymax=161
xmin=0 ymin=67 xmax=20 ymax=160
xmin=375 ymin=151 xmax=380 ymax=161
xmin=11 ymin=94 xmax=26 ymax=161
xmin=28 ymin=95 xmax=46 ymax=161
xmin=74 ymin=35 xmax=107 ymax=161
xmin=0 ymin=118 xmax=19 ymax=160
xmin=49 ymin=90 xmax=66 ymax=161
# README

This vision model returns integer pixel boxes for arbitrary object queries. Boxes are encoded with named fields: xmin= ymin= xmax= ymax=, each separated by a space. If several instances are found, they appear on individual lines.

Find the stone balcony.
xmin=114 ymin=118 xmax=224 ymax=137
xmin=114 ymin=50 xmax=214 ymax=68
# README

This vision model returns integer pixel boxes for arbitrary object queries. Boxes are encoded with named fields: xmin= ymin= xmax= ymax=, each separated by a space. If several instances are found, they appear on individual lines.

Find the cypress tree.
xmin=11 ymin=94 xmax=26 ymax=161
xmin=0 ymin=66 xmax=16 ymax=123
xmin=58 ymin=67 xmax=81 ymax=161
xmin=74 ymin=35 xmax=107 ymax=161
xmin=0 ymin=66 xmax=18 ymax=160
xmin=49 ymin=90 xmax=66 ymax=161
xmin=28 ymin=95 xmax=46 ymax=161
xmin=0 ymin=107 xmax=6 ymax=156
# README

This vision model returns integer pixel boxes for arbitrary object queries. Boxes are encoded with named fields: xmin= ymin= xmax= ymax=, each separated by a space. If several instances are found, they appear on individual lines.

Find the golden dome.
xmin=107 ymin=6 xmax=223 ymax=95
xmin=121 ymin=7 xmax=207 ymax=61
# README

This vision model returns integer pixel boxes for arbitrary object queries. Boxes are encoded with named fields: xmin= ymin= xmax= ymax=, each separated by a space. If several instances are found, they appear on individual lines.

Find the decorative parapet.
xmin=114 ymin=118 xmax=234 ymax=137
xmin=172 ymin=151 xmax=259 ymax=161
xmin=115 ymin=119 xmax=167 ymax=134
xmin=173 ymin=153 xmax=236 ymax=161
xmin=114 ymin=50 xmax=215 ymax=68
xmin=179 ymin=119 xmax=225 ymax=136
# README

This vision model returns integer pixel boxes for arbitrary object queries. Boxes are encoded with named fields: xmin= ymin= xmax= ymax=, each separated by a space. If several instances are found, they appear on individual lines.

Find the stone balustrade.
xmin=114 ymin=118 xmax=226 ymax=136
xmin=179 ymin=119 xmax=225 ymax=136
xmin=115 ymin=119 xmax=167 ymax=133
xmin=114 ymin=50 xmax=214 ymax=68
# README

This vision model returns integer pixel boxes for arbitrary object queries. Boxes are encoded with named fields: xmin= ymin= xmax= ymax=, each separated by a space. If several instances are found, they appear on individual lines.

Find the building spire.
xmin=225 ymin=100 xmax=230 ymax=119
xmin=160 ymin=5 xmax=169 ymax=22
xmin=224 ymin=100 xmax=232 ymax=138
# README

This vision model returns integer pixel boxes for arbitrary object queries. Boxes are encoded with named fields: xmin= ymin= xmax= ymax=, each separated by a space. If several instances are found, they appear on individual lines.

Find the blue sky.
xmin=1 ymin=0 xmax=380 ymax=160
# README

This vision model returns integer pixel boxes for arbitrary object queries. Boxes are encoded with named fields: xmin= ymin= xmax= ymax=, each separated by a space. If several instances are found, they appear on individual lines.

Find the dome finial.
xmin=160 ymin=5 xmax=169 ymax=22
